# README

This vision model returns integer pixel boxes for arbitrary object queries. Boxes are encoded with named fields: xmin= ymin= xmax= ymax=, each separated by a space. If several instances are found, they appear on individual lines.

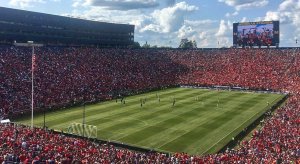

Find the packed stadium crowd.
xmin=0 ymin=46 xmax=185 ymax=117
xmin=0 ymin=46 xmax=299 ymax=163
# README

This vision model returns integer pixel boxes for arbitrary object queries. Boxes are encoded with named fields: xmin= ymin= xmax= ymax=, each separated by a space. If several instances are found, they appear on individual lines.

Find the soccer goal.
xmin=67 ymin=123 xmax=97 ymax=139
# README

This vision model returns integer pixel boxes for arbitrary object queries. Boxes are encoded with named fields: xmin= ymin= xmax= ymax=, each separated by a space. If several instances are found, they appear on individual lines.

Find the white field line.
xmin=201 ymin=96 xmax=281 ymax=155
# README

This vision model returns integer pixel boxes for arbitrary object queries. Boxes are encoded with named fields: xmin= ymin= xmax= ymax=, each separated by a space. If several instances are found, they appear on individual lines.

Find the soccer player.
xmin=172 ymin=98 xmax=176 ymax=107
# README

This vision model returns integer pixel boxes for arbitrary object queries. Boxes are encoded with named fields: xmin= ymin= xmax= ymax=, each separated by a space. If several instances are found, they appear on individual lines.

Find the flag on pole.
xmin=32 ymin=54 xmax=36 ymax=71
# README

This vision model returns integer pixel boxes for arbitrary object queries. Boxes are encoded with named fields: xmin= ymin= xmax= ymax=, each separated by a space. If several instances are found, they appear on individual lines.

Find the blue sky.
xmin=0 ymin=0 xmax=299 ymax=47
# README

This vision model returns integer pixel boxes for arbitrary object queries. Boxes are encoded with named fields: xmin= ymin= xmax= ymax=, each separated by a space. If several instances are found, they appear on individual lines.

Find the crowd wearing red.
xmin=0 ymin=46 xmax=299 ymax=163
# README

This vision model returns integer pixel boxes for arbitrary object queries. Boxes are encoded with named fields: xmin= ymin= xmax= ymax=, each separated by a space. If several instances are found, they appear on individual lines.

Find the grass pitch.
xmin=14 ymin=88 xmax=285 ymax=155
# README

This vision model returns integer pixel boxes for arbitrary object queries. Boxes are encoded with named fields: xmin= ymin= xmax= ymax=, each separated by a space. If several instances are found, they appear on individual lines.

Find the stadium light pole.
xmin=14 ymin=41 xmax=43 ymax=128
xmin=82 ymin=86 xmax=87 ymax=138
xmin=31 ymin=44 xmax=34 ymax=129
xmin=83 ymin=101 xmax=86 ymax=137
xmin=43 ymin=107 xmax=46 ymax=129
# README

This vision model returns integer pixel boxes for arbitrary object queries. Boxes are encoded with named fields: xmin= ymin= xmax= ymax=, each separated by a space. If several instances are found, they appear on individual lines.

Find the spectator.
xmin=1 ymin=46 xmax=299 ymax=163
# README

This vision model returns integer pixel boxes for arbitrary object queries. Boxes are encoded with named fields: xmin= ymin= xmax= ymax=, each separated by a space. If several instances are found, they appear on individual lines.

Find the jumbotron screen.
xmin=233 ymin=21 xmax=279 ymax=47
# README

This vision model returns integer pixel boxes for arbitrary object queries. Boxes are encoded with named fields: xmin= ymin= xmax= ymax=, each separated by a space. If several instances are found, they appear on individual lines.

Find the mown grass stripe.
xmin=119 ymin=91 xmax=240 ymax=146
xmin=41 ymin=88 xmax=192 ymax=128
xmin=155 ymin=92 xmax=258 ymax=153
xmin=14 ymin=88 xmax=285 ymax=155
xmin=97 ymin=89 xmax=211 ymax=137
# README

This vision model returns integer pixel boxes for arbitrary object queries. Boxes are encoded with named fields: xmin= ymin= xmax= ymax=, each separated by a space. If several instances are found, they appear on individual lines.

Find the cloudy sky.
xmin=0 ymin=0 xmax=299 ymax=47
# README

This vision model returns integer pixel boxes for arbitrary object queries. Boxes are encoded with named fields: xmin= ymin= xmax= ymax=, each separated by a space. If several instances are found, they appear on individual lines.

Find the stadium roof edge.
xmin=0 ymin=6 xmax=134 ymax=27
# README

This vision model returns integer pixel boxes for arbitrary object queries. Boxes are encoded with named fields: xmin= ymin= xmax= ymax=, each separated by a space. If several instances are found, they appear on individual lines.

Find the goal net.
xmin=67 ymin=123 xmax=97 ymax=139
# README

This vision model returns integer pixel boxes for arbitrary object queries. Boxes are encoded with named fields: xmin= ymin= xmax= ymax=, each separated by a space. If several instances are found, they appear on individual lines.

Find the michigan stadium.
xmin=0 ymin=1 xmax=299 ymax=163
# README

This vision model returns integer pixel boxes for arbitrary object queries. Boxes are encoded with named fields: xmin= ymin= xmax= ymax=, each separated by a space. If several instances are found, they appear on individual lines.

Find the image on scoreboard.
xmin=236 ymin=23 xmax=274 ymax=47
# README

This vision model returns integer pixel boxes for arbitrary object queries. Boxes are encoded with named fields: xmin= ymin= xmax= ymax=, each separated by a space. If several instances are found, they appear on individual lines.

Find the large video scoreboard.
xmin=233 ymin=21 xmax=279 ymax=47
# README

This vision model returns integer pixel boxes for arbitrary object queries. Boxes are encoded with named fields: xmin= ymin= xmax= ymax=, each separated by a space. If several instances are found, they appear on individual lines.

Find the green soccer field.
xmin=14 ymin=88 xmax=285 ymax=155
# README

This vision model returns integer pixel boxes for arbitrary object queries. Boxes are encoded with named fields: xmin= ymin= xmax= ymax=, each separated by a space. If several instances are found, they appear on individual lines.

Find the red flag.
xmin=32 ymin=54 xmax=36 ymax=71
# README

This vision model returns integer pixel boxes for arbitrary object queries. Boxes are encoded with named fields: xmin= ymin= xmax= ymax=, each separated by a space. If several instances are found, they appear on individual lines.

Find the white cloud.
xmin=140 ymin=24 xmax=161 ymax=33
xmin=83 ymin=0 xmax=158 ymax=10
xmin=225 ymin=11 xmax=238 ymax=18
xmin=219 ymin=0 xmax=268 ymax=10
xmin=264 ymin=11 xmax=280 ymax=21
xmin=174 ymin=19 xmax=221 ymax=48
xmin=263 ymin=0 xmax=300 ymax=25
xmin=199 ymin=31 xmax=207 ymax=40
xmin=225 ymin=13 xmax=230 ymax=17
xmin=65 ymin=7 xmax=147 ymax=25
xmin=261 ymin=0 xmax=300 ymax=46
xmin=214 ymin=19 xmax=232 ymax=47
xmin=279 ymin=0 xmax=295 ymax=11
xmin=184 ymin=19 xmax=217 ymax=26
xmin=216 ymin=20 xmax=227 ymax=37
xmin=145 ymin=1 xmax=198 ymax=33
xmin=9 ymin=0 xmax=46 ymax=8
xmin=215 ymin=19 xmax=232 ymax=37
xmin=233 ymin=11 xmax=239 ymax=16
xmin=72 ymin=0 xmax=176 ymax=10
xmin=241 ymin=17 xmax=247 ymax=22
xmin=72 ymin=0 xmax=85 ymax=8
xmin=177 ymin=25 xmax=196 ymax=38
xmin=73 ymin=1 xmax=198 ymax=34
xmin=65 ymin=1 xmax=222 ymax=48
